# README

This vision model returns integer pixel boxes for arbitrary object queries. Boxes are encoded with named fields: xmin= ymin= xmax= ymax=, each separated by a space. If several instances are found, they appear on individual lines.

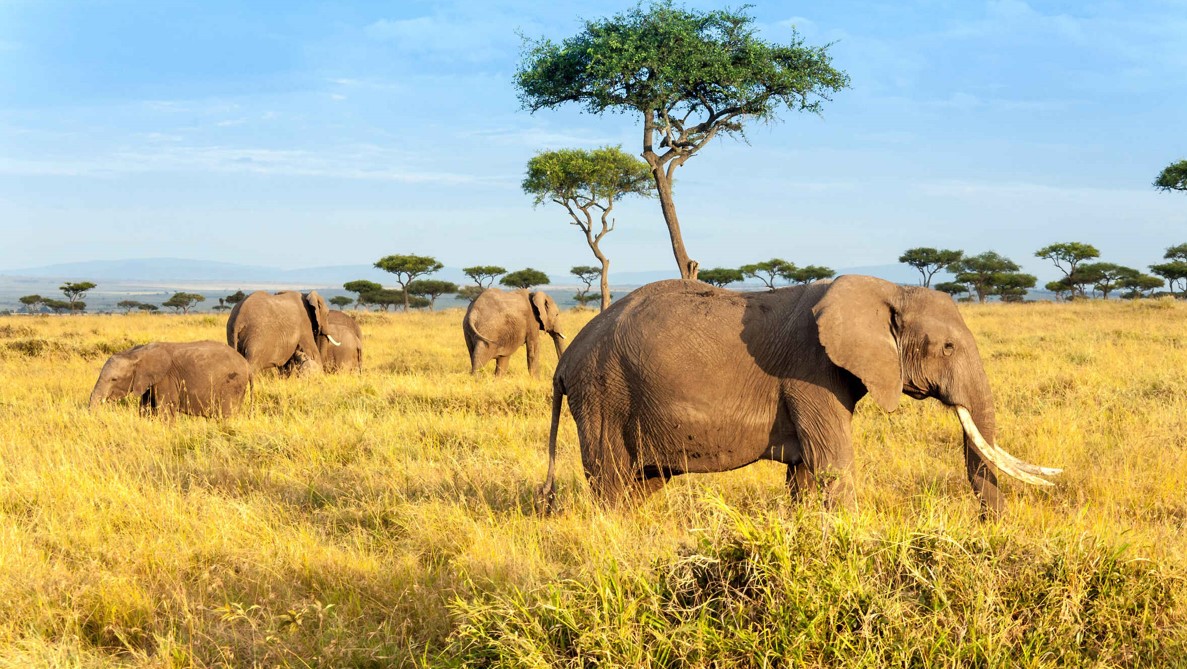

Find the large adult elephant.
xmin=318 ymin=310 xmax=363 ymax=373
xmin=226 ymin=291 xmax=340 ymax=376
xmin=89 ymin=341 xmax=250 ymax=417
xmin=462 ymin=288 xmax=566 ymax=378
xmin=538 ymin=276 xmax=1061 ymax=518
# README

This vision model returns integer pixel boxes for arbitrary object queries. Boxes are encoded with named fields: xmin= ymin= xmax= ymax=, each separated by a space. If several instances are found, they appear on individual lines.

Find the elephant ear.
xmin=812 ymin=275 xmax=904 ymax=412
xmin=304 ymin=291 xmax=330 ymax=335
xmin=529 ymin=291 xmax=552 ymax=331
xmin=129 ymin=345 xmax=172 ymax=397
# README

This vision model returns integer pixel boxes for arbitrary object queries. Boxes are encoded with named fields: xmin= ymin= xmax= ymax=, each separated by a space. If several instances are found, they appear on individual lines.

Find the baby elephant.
xmin=89 ymin=341 xmax=250 ymax=417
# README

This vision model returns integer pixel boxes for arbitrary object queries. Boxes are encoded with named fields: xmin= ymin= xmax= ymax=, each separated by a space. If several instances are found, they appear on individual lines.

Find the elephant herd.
xmin=90 ymin=278 xmax=1062 ymax=517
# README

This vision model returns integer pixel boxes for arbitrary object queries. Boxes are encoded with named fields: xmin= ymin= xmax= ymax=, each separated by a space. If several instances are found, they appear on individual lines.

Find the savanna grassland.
xmin=1 ymin=300 xmax=1186 ymax=668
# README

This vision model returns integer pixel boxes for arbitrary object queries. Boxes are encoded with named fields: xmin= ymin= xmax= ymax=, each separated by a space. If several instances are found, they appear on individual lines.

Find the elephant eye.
xmin=942 ymin=342 xmax=955 ymax=356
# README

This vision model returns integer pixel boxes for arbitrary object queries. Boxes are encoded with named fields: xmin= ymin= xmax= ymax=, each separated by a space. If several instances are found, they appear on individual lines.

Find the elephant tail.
xmin=247 ymin=373 xmax=255 ymax=417
xmin=536 ymin=377 xmax=565 ymax=515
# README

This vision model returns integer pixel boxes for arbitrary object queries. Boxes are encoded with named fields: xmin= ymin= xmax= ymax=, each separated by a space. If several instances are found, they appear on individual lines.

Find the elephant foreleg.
xmin=494 ymin=355 xmax=510 ymax=376
xmin=788 ymin=394 xmax=858 ymax=511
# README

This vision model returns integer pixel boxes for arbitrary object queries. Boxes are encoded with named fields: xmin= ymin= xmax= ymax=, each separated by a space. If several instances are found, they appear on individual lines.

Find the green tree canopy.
xmin=137 ymin=303 xmax=159 ymax=313
xmin=898 ymin=248 xmax=964 ymax=287
xmin=500 ymin=268 xmax=550 ymax=290
xmin=328 ymin=296 xmax=354 ymax=309
xmin=741 ymin=259 xmax=792 ymax=291
xmin=462 ymin=266 xmax=506 ymax=289
xmin=784 ymin=265 xmax=835 ymax=285
xmin=1150 ymin=243 xmax=1187 ymax=296
xmin=1035 ymin=242 xmax=1099 ymax=296
xmin=524 ymin=146 xmax=652 ymax=310
xmin=1078 ymin=263 xmax=1137 ymax=299
xmin=364 ymin=288 xmax=405 ymax=311
xmin=374 ymin=254 xmax=444 ymax=311
xmin=516 ymin=1 xmax=849 ymax=279
xmin=162 ymin=292 xmax=205 ymax=314
xmin=116 ymin=299 xmax=146 ymax=314
xmin=934 ymin=282 xmax=970 ymax=300
xmin=18 ymin=295 xmax=44 ymax=312
xmin=990 ymin=272 xmax=1037 ymax=303
xmin=698 ymin=267 xmax=745 ymax=288
xmin=457 ymin=286 xmax=485 ymax=303
xmin=407 ymin=279 xmax=459 ymax=310
xmin=1045 ymin=279 xmax=1074 ymax=301
xmin=955 ymin=252 xmax=1022 ymax=303
xmin=43 ymin=299 xmax=72 ymax=313
xmin=224 ymin=290 xmax=248 ymax=305
xmin=1118 ymin=272 xmax=1166 ymax=299
xmin=60 ymin=281 xmax=97 ymax=308
xmin=344 ymin=280 xmax=383 ymax=296
xmin=1154 ymin=160 xmax=1187 ymax=192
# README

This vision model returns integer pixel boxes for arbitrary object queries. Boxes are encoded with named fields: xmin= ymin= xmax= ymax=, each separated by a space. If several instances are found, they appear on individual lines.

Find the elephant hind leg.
xmin=470 ymin=340 xmax=495 ymax=375
xmin=493 ymin=355 xmax=510 ymax=376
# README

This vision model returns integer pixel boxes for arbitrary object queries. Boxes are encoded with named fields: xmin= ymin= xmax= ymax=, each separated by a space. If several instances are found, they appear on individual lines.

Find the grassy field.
xmin=1 ymin=300 xmax=1185 ymax=667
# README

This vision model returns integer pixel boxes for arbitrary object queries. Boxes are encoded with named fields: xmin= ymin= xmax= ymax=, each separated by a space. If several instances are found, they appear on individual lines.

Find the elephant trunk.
xmin=88 ymin=383 xmax=106 ymax=409
xmin=550 ymin=331 xmax=566 ymax=360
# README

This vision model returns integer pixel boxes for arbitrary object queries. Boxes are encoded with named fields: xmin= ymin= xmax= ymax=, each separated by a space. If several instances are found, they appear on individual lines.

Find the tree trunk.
xmin=651 ymin=170 xmax=697 ymax=280
xmin=599 ymin=256 xmax=611 ymax=311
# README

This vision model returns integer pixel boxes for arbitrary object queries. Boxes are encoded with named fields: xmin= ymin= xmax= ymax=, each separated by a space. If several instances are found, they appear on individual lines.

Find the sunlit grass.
xmin=0 ymin=300 xmax=1185 ymax=666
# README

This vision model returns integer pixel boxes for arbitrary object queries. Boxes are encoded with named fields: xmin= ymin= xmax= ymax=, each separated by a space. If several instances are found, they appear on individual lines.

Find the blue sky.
xmin=1 ymin=0 xmax=1184 ymax=283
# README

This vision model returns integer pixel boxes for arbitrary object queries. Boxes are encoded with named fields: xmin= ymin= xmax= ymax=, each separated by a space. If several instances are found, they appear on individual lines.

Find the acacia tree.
xmin=1078 ymin=263 xmax=1136 ymax=299
xmin=374 ymin=254 xmax=444 ymax=311
xmin=698 ymin=267 xmax=744 ymax=288
xmin=1150 ymin=243 xmax=1187 ymax=296
xmin=18 ymin=295 xmax=44 ymax=313
xmin=1154 ymin=160 xmax=1187 ymax=193
xmin=935 ymin=282 xmax=971 ymax=301
xmin=899 ymin=248 xmax=963 ymax=287
xmin=328 ymin=296 xmax=354 ymax=309
xmin=516 ymin=2 xmax=849 ymax=280
xmin=784 ymin=264 xmax=835 ymax=285
xmin=955 ymin=252 xmax=1023 ymax=303
xmin=60 ymin=281 xmax=96 ymax=312
xmin=570 ymin=266 xmax=602 ymax=308
xmin=116 ymin=299 xmax=146 ymax=314
xmin=407 ymin=279 xmax=458 ymax=310
xmin=162 ymin=292 xmax=205 ymax=314
xmin=740 ymin=258 xmax=792 ymax=291
xmin=500 ymin=268 xmax=550 ymax=290
xmin=524 ymin=146 xmax=652 ymax=310
xmin=344 ymin=280 xmax=383 ymax=310
xmin=463 ymin=266 xmax=506 ymax=289
xmin=1119 ymin=272 xmax=1166 ymax=299
xmin=1035 ymin=242 xmax=1099 ymax=297
xmin=457 ymin=286 xmax=485 ymax=303
xmin=225 ymin=290 xmax=248 ymax=306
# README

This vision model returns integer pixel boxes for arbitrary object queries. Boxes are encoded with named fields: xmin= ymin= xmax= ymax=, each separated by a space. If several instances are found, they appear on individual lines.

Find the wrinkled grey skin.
xmin=226 ymin=291 xmax=333 ymax=376
xmin=89 ymin=341 xmax=250 ymax=417
xmin=463 ymin=288 xmax=566 ymax=378
xmin=540 ymin=276 xmax=1016 ymax=519
xmin=318 ymin=310 xmax=363 ymax=373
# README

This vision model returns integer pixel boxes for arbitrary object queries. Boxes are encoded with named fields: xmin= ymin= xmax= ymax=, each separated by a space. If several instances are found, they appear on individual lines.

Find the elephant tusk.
xmin=556 ymin=333 xmax=566 ymax=340
xmin=326 ymin=334 xmax=342 ymax=347
xmin=955 ymin=406 xmax=1061 ymax=486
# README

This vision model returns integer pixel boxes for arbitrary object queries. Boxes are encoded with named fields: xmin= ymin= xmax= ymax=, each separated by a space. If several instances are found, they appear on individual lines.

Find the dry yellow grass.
xmin=0 ymin=300 xmax=1184 ymax=666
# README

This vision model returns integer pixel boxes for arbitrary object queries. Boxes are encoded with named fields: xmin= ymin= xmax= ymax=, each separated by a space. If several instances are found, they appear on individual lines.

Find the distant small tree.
xmin=500 ymin=268 xmax=551 ymax=290
xmin=328 ymin=296 xmax=354 ymax=309
xmin=990 ymin=273 xmax=1036 ymax=303
xmin=136 ymin=303 xmax=159 ymax=313
xmin=524 ymin=146 xmax=653 ymax=310
xmin=224 ymin=290 xmax=248 ymax=306
xmin=60 ymin=281 xmax=97 ymax=310
xmin=163 ymin=292 xmax=206 ymax=314
xmin=457 ymin=286 xmax=485 ymax=303
xmin=365 ymin=288 xmax=405 ymax=312
xmin=934 ymin=282 xmax=970 ymax=301
xmin=211 ymin=298 xmax=232 ymax=313
xmin=116 ymin=299 xmax=145 ymax=314
xmin=344 ymin=280 xmax=384 ymax=310
xmin=1150 ymin=244 xmax=1187 ymax=296
xmin=43 ymin=299 xmax=72 ymax=313
xmin=784 ymin=264 xmax=835 ymax=285
xmin=463 ymin=266 xmax=507 ymax=289
xmin=1154 ymin=160 xmax=1187 ymax=193
xmin=740 ymin=259 xmax=792 ymax=291
xmin=698 ymin=267 xmax=744 ymax=288
xmin=407 ymin=279 xmax=459 ymax=310
xmin=955 ymin=252 xmax=1022 ymax=303
xmin=1118 ymin=273 xmax=1166 ymax=299
xmin=899 ymin=248 xmax=964 ymax=287
xmin=570 ymin=266 xmax=601 ymax=307
xmin=1035 ymin=242 xmax=1099 ymax=297
xmin=1045 ymin=279 xmax=1073 ymax=302
xmin=18 ymin=295 xmax=44 ymax=313
xmin=374 ymin=254 xmax=444 ymax=311
xmin=1079 ymin=263 xmax=1136 ymax=299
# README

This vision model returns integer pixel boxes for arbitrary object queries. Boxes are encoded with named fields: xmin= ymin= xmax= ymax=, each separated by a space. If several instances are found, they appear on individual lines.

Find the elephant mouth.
xmin=902 ymin=381 xmax=929 ymax=400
